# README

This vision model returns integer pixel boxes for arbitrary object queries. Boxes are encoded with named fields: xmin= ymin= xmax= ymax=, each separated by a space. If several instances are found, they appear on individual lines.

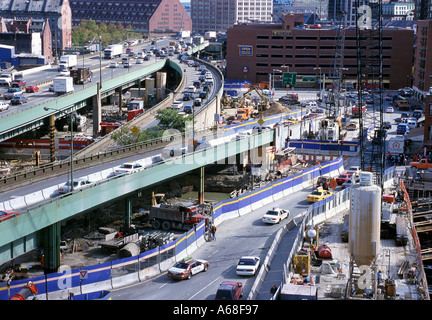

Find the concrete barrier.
xmin=139 ymin=265 xmax=161 ymax=281
xmin=111 ymin=272 xmax=140 ymax=289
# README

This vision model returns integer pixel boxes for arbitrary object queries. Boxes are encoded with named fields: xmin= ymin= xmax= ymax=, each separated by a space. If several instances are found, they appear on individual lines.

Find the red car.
xmin=0 ymin=210 xmax=19 ymax=222
xmin=215 ymin=281 xmax=243 ymax=300
xmin=336 ymin=173 xmax=353 ymax=185
xmin=25 ymin=85 xmax=39 ymax=93
xmin=11 ymin=80 xmax=26 ymax=88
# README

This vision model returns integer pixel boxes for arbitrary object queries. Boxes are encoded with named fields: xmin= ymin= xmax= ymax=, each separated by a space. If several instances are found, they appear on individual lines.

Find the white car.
xmin=346 ymin=165 xmax=361 ymax=176
xmin=59 ymin=70 xmax=70 ymax=76
xmin=386 ymin=106 xmax=394 ymax=113
xmin=236 ymin=256 xmax=261 ymax=276
xmin=114 ymin=162 xmax=143 ymax=175
xmin=136 ymin=59 xmax=143 ymax=64
xmin=109 ymin=62 xmax=118 ymax=68
xmin=262 ymin=207 xmax=290 ymax=224
xmin=0 ymin=101 xmax=9 ymax=111
xmin=170 ymin=101 xmax=184 ymax=110
xmin=58 ymin=178 xmax=93 ymax=194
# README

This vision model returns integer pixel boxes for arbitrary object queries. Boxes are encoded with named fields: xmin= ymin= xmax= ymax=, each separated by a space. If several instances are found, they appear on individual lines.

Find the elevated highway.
xmin=0 ymin=42 xmax=210 ymax=142
xmin=0 ymin=128 xmax=274 ymax=271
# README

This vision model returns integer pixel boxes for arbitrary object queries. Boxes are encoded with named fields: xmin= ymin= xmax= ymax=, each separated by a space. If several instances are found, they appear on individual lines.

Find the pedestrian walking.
xmin=270 ymin=284 xmax=277 ymax=295
xmin=210 ymin=225 xmax=217 ymax=241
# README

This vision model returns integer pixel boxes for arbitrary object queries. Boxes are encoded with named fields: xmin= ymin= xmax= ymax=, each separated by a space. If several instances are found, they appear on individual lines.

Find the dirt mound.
xmin=260 ymin=101 xmax=291 ymax=117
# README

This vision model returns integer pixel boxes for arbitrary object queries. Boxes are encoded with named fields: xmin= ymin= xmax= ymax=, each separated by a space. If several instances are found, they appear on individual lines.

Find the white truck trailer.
xmin=53 ymin=76 xmax=74 ymax=95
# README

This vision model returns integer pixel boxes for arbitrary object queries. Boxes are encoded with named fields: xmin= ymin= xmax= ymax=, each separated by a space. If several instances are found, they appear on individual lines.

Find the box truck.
xmin=58 ymin=55 xmax=77 ymax=71
xmin=53 ymin=76 xmax=74 ymax=95
xmin=104 ymin=44 xmax=123 ymax=59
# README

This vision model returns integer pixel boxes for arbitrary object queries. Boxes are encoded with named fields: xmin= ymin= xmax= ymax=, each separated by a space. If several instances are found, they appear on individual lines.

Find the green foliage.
xmin=111 ymin=109 xmax=194 ymax=146
xmin=156 ymin=109 xmax=194 ymax=132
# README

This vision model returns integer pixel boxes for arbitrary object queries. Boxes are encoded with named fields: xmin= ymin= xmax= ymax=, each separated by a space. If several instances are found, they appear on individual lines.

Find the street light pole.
xmin=99 ymin=35 xmax=102 ymax=89
xmin=44 ymin=107 xmax=74 ymax=192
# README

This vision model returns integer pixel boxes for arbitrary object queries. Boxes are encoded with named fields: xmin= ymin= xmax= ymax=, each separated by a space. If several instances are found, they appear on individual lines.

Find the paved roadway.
xmin=0 ymin=37 xmax=185 ymax=119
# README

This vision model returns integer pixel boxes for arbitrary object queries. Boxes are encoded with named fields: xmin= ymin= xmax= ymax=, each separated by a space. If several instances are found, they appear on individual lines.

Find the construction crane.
xmin=357 ymin=1 xmax=384 ymax=188
xmin=326 ymin=10 xmax=347 ymax=119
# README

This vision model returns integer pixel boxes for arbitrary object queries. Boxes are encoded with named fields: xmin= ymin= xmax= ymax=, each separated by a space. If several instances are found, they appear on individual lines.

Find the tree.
xmin=156 ymin=109 xmax=193 ymax=132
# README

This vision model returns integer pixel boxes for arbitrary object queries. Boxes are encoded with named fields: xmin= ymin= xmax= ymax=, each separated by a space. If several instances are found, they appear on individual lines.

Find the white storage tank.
xmin=349 ymin=171 xmax=381 ymax=266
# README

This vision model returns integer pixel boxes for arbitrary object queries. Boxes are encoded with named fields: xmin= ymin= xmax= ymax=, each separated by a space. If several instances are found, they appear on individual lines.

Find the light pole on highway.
xmin=44 ymin=107 xmax=74 ymax=192
xmin=99 ymin=35 xmax=102 ymax=89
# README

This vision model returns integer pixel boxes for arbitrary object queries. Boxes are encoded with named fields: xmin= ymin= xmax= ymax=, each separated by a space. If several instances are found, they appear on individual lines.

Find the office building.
xmin=226 ymin=13 xmax=414 ymax=90
xmin=190 ymin=0 xmax=273 ymax=34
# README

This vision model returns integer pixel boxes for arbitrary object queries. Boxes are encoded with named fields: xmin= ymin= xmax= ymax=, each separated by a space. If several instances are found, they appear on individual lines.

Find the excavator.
xmin=233 ymin=86 xmax=270 ymax=121
xmin=10 ymin=281 xmax=38 ymax=300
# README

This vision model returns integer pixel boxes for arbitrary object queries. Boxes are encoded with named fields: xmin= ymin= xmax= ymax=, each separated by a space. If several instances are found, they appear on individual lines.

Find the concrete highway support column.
xmin=41 ymin=222 xmax=61 ymax=274
xmin=123 ymin=198 xmax=132 ymax=230
xmin=198 ymin=167 xmax=204 ymax=204
xmin=92 ymin=82 xmax=102 ymax=138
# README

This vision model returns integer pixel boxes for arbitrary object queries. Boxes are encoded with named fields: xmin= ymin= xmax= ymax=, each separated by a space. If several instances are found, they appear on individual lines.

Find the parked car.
xmin=0 ymin=210 xmax=19 ymax=222
xmin=236 ymin=256 xmax=261 ymax=276
xmin=215 ymin=281 xmax=243 ymax=300
xmin=167 ymin=257 xmax=209 ymax=280
xmin=11 ymin=95 xmax=28 ymax=105
xmin=25 ymin=85 xmax=39 ymax=93
xmin=58 ymin=178 xmax=93 ymax=194
xmin=262 ymin=207 xmax=290 ymax=224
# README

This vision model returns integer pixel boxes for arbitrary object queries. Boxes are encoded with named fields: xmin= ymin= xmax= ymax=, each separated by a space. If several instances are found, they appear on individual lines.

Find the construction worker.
xmin=210 ymin=224 xmax=217 ymax=241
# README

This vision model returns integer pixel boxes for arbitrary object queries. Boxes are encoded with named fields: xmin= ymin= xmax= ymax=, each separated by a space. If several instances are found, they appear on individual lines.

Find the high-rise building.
xmin=414 ymin=0 xmax=432 ymax=20
xmin=191 ymin=0 xmax=273 ymax=34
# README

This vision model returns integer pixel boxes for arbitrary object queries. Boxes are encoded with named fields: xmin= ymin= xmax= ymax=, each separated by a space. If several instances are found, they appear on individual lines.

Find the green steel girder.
xmin=0 ymin=59 xmax=167 ymax=142
xmin=0 ymin=131 xmax=273 ymax=248
xmin=0 ymin=42 xmax=209 ymax=142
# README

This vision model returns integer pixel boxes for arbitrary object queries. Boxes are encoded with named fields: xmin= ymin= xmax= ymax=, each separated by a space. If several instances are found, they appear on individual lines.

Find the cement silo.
xmin=349 ymin=171 xmax=381 ymax=266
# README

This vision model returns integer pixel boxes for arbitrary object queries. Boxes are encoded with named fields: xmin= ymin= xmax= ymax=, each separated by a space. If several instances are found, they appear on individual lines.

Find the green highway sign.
xmin=283 ymin=72 xmax=297 ymax=86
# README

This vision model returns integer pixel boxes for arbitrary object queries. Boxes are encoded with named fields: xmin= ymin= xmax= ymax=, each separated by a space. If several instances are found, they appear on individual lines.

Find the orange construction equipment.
xmin=10 ymin=281 xmax=38 ymax=300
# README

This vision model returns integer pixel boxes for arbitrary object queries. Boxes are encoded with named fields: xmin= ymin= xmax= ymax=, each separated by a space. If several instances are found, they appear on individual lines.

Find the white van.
xmin=407 ymin=118 xmax=417 ymax=129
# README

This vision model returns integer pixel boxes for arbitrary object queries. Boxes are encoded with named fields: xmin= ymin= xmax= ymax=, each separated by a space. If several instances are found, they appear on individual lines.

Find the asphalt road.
xmin=110 ymin=188 xmax=311 ymax=300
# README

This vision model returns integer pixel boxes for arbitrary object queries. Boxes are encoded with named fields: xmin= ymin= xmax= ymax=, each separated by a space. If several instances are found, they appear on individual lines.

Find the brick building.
xmin=69 ymin=0 xmax=192 ymax=34
xmin=225 ymin=13 xmax=414 ymax=90
xmin=0 ymin=0 xmax=72 ymax=58
xmin=0 ymin=17 xmax=52 ymax=63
